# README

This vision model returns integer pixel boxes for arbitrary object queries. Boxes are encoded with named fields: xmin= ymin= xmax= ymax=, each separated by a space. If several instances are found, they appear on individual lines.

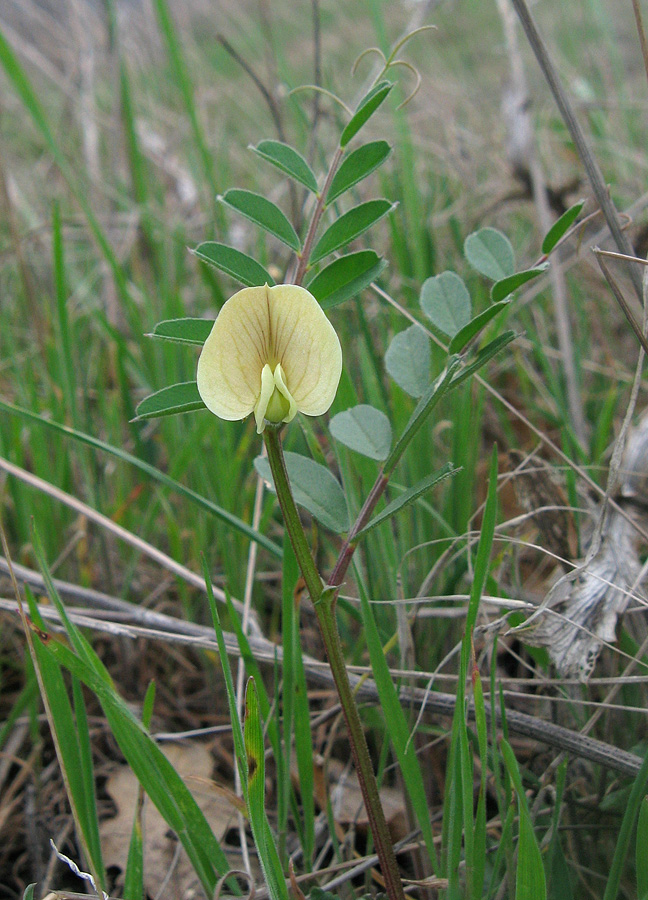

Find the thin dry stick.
xmin=496 ymin=0 xmax=587 ymax=447
xmin=595 ymin=251 xmax=648 ymax=355
xmin=510 ymin=0 xmax=644 ymax=303
xmin=632 ymin=0 xmax=648 ymax=85
xmin=575 ymin=264 xmax=648 ymax=734
xmin=0 ymin=454 xmax=263 ymax=635
xmin=4 ymin=593 xmax=643 ymax=779
xmin=373 ymin=283 xmax=648 ymax=547
xmin=216 ymin=33 xmax=285 ymax=141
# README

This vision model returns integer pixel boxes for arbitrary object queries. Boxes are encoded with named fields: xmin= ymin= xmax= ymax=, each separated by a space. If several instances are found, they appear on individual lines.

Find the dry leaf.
xmin=513 ymin=511 xmax=641 ymax=680
xmin=319 ymin=758 xmax=408 ymax=842
xmin=513 ymin=411 xmax=648 ymax=680
xmin=101 ymin=742 xmax=237 ymax=899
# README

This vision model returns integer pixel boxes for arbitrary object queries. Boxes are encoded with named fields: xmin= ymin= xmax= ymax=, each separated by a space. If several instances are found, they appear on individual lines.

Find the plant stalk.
xmin=263 ymin=426 xmax=406 ymax=900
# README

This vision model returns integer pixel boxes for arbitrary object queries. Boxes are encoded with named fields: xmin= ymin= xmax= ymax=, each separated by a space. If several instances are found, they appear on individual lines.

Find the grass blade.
xmin=0 ymin=398 xmax=282 ymax=558
xmin=501 ymin=739 xmax=547 ymax=900
xmin=244 ymin=679 xmax=289 ymax=900
xmin=356 ymin=568 xmax=439 ymax=871
xmin=23 ymin=585 xmax=106 ymax=893
xmin=637 ymin=798 xmax=648 ymax=900
xmin=31 ymin=615 xmax=232 ymax=895
xmin=603 ymin=743 xmax=648 ymax=900
xmin=151 ymin=0 xmax=218 ymax=203
xmin=0 ymin=26 xmax=134 ymax=312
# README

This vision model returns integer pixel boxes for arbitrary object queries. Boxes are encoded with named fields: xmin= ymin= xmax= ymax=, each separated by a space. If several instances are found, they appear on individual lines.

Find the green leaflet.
xmin=134 ymin=382 xmax=205 ymax=420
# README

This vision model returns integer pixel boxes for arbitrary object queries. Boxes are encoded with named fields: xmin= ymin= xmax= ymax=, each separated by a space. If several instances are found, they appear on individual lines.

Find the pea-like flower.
xmin=197 ymin=284 xmax=342 ymax=434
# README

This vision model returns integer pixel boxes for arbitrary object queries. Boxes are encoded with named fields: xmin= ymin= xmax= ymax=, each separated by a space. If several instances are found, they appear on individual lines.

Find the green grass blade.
xmin=467 ymin=446 xmax=498 ymax=634
xmin=471 ymin=664 xmax=488 ymax=899
xmin=280 ymin=536 xmax=298 ymax=854
xmin=52 ymin=201 xmax=78 ymax=428
xmin=637 ymin=798 xmax=648 ymax=900
xmin=28 ymin=537 xmax=234 ymax=893
xmin=151 ymin=0 xmax=218 ymax=203
xmin=442 ymin=729 xmax=464 ymax=896
xmin=205 ymin=568 xmax=288 ymax=895
xmin=30 ymin=523 xmax=111 ymax=681
xmin=501 ymin=739 xmax=547 ymax=900
xmin=356 ymin=566 xmax=439 ymax=871
xmin=72 ymin=676 xmax=106 ymax=886
xmin=0 ymin=398 xmax=282 ymax=558
xmin=244 ymin=679 xmax=289 ymax=900
xmin=203 ymin=559 xmax=247 ymax=787
xmin=0 ymin=26 xmax=134 ymax=311
xmin=119 ymin=58 xmax=149 ymax=211
xmin=603 ymin=742 xmax=648 ymax=900
xmin=123 ymin=683 xmax=156 ymax=900
xmin=546 ymin=760 xmax=573 ymax=900
xmin=23 ymin=587 xmax=106 ymax=892
xmin=34 ymin=628 xmax=232 ymax=895
xmin=516 ymin=804 xmax=548 ymax=900
xmin=123 ymin=812 xmax=145 ymax=900
xmin=0 ymin=677 xmax=39 ymax=751
xmin=291 ymin=613 xmax=315 ymax=865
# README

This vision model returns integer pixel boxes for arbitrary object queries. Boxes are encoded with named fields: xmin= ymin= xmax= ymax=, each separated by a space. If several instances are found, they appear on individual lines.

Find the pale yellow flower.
xmin=197 ymin=284 xmax=342 ymax=434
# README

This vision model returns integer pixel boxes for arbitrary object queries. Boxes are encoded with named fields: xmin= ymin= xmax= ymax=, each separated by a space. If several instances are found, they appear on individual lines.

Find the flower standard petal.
xmin=197 ymin=283 xmax=342 ymax=429
xmin=267 ymin=284 xmax=342 ymax=416
xmin=197 ymin=286 xmax=271 ymax=420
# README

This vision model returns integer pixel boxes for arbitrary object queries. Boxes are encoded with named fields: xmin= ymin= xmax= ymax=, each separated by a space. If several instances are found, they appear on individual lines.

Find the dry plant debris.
xmin=101 ymin=742 xmax=239 ymax=898
xmin=514 ymin=411 xmax=648 ymax=680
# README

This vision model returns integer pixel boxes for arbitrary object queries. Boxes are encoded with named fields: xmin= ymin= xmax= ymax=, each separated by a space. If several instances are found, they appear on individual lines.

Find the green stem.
xmin=263 ymin=427 xmax=406 ymax=900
